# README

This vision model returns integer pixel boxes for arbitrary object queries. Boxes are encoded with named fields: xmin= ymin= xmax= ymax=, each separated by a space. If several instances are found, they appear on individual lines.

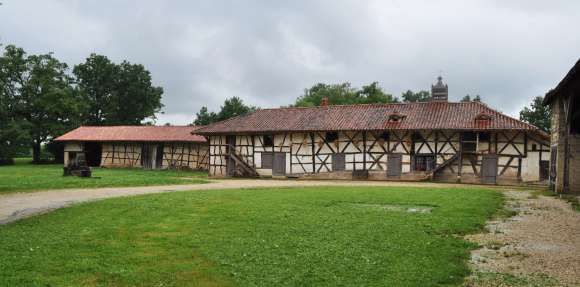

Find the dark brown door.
xmin=549 ymin=146 xmax=557 ymax=189
xmin=141 ymin=144 xmax=152 ymax=169
xmin=155 ymin=144 xmax=164 ymax=169
xmin=226 ymin=136 xmax=236 ymax=176
xmin=273 ymin=152 xmax=286 ymax=176
xmin=387 ymin=154 xmax=402 ymax=177
xmin=540 ymin=160 xmax=549 ymax=181
xmin=261 ymin=152 xmax=273 ymax=169
xmin=332 ymin=153 xmax=346 ymax=171
xmin=481 ymin=155 xmax=498 ymax=184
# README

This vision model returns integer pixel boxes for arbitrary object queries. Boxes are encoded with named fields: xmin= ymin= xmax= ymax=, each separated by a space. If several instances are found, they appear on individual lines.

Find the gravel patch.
xmin=465 ymin=190 xmax=580 ymax=286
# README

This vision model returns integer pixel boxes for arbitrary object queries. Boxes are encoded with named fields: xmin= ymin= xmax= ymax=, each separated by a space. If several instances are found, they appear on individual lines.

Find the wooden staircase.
xmin=226 ymin=145 xmax=259 ymax=177
xmin=427 ymin=154 xmax=459 ymax=180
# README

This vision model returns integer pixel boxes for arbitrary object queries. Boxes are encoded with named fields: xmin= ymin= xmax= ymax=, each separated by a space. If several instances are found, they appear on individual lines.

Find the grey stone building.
xmin=544 ymin=59 xmax=580 ymax=194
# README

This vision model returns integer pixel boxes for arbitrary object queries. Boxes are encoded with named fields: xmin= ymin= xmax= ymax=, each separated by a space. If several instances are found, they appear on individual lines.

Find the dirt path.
xmin=0 ymin=179 xmax=463 ymax=224
xmin=466 ymin=190 xmax=580 ymax=286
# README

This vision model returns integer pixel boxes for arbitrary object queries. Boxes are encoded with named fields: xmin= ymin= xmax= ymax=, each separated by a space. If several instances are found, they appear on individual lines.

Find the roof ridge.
xmin=255 ymin=101 xmax=470 ymax=112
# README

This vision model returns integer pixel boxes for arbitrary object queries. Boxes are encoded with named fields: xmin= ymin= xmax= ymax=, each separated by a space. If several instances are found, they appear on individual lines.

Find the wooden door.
xmin=481 ymin=155 xmax=498 ymax=184
xmin=387 ymin=154 xmax=402 ymax=177
xmin=155 ymin=144 xmax=164 ymax=169
xmin=332 ymin=153 xmax=346 ymax=171
xmin=141 ymin=144 xmax=152 ymax=169
xmin=539 ymin=160 xmax=549 ymax=181
xmin=273 ymin=152 xmax=286 ymax=176
xmin=226 ymin=136 xmax=236 ymax=176
xmin=549 ymin=146 xmax=557 ymax=189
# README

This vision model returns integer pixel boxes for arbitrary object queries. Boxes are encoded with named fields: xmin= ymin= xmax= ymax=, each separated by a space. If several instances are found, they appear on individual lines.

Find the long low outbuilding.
xmin=55 ymin=126 xmax=209 ymax=170
xmin=195 ymin=78 xmax=550 ymax=185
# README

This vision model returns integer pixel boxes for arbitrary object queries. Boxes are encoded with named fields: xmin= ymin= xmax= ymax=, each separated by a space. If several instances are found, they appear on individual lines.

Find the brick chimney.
xmin=321 ymin=97 xmax=329 ymax=106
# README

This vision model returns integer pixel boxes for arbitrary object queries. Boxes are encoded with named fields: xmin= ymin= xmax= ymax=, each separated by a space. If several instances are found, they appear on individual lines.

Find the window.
xmin=413 ymin=155 xmax=436 ymax=171
xmin=532 ymin=144 xmax=537 ymax=151
xmin=412 ymin=132 xmax=424 ymax=142
xmin=263 ymin=135 xmax=274 ymax=147
xmin=379 ymin=132 xmax=389 ymax=141
xmin=325 ymin=132 xmax=339 ymax=142
xmin=478 ymin=132 xmax=490 ymax=142
xmin=388 ymin=113 xmax=406 ymax=123
xmin=461 ymin=132 xmax=477 ymax=153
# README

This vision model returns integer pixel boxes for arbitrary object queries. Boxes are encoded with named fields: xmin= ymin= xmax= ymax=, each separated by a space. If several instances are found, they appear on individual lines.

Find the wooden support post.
xmin=457 ymin=134 xmax=463 ymax=182
xmin=362 ymin=131 xmax=367 ymax=171
xmin=310 ymin=132 xmax=316 ymax=174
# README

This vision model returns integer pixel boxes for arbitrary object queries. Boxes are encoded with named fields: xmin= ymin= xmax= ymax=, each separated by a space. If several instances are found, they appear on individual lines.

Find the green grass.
xmin=0 ymin=186 xmax=502 ymax=286
xmin=0 ymin=158 xmax=208 ymax=194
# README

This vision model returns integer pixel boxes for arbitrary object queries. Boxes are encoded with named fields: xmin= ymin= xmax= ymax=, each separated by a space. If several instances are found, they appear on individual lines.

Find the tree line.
xmin=1 ymin=43 xmax=549 ymax=165
xmin=0 ymin=45 xmax=163 ymax=164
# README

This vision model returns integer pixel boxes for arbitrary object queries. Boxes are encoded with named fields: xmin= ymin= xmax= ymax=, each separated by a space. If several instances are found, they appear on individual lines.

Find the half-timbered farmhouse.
xmin=55 ymin=126 xmax=209 ymax=170
xmin=544 ymin=59 xmax=580 ymax=193
xmin=196 ymin=78 xmax=550 ymax=185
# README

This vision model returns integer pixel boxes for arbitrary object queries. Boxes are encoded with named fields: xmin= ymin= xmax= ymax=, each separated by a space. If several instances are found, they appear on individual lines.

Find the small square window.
xmin=263 ymin=135 xmax=274 ymax=147
xmin=478 ymin=132 xmax=490 ymax=142
xmin=532 ymin=144 xmax=537 ymax=151
xmin=411 ymin=132 xmax=424 ymax=142
xmin=325 ymin=132 xmax=339 ymax=142
xmin=379 ymin=132 xmax=389 ymax=141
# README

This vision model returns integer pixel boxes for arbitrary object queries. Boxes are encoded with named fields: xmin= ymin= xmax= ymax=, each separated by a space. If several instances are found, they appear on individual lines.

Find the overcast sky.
xmin=1 ymin=1 xmax=579 ymax=125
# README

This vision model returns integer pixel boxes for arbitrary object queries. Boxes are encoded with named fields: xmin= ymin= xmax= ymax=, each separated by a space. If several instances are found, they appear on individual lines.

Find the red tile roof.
xmin=55 ymin=126 xmax=207 ymax=143
xmin=195 ymin=101 xmax=547 ymax=137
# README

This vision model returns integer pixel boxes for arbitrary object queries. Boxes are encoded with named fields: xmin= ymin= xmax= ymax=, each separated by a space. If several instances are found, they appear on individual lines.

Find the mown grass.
xmin=0 ymin=186 xmax=502 ymax=286
xmin=0 ymin=158 xmax=208 ymax=194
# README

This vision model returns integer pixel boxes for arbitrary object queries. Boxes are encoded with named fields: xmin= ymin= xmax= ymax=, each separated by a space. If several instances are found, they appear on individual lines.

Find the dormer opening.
xmin=388 ymin=113 xmax=406 ymax=123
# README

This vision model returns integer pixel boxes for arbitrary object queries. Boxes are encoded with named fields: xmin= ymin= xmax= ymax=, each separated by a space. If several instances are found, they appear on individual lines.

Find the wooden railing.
xmin=226 ymin=144 xmax=259 ymax=177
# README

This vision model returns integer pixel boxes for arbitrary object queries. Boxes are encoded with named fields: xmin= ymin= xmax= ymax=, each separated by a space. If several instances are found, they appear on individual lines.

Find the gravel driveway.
xmin=466 ymin=190 xmax=580 ymax=286
xmin=0 ymin=179 xmax=459 ymax=224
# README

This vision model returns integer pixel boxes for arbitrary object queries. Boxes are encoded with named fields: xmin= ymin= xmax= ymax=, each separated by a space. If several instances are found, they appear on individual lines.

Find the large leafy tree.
xmin=74 ymin=55 xmax=164 ymax=125
xmin=194 ymin=96 xmax=256 ymax=125
xmin=520 ymin=96 xmax=551 ymax=133
xmin=0 ymin=45 xmax=83 ymax=163
xmin=73 ymin=54 xmax=117 ymax=125
xmin=295 ymin=82 xmax=398 ymax=107
xmin=0 ymin=46 xmax=28 ymax=164
xmin=401 ymin=90 xmax=430 ymax=102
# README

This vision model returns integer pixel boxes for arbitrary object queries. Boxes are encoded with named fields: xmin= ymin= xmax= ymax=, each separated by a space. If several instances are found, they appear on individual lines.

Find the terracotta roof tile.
xmin=195 ymin=102 xmax=546 ymax=137
xmin=55 ymin=126 xmax=206 ymax=143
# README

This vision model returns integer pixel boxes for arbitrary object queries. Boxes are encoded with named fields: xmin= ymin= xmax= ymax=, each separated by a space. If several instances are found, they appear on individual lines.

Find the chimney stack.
xmin=431 ymin=76 xmax=448 ymax=102
xmin=321 ymin=97 xmax=329 ymax=106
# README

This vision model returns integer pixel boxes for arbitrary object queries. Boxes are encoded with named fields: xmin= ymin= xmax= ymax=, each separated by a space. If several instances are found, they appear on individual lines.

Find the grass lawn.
xmin=0 ymin=158 xmax=208 ymax=194
xmin=0 ymin=186 xmax=502 ymax=286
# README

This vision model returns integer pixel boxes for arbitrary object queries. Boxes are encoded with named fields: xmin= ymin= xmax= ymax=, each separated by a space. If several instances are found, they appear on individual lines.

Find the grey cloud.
xmin=1 ymin=0 xmax=578 ymax=124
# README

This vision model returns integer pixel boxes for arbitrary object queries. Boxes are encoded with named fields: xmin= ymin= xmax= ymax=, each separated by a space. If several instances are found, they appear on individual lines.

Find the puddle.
xmin=350 ymin=203 xmax=434 ymax=213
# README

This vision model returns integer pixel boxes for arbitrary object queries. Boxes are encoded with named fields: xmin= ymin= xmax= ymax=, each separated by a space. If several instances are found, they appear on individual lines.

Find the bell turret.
xmin=431 ymin=76 xmax=448 ymax=102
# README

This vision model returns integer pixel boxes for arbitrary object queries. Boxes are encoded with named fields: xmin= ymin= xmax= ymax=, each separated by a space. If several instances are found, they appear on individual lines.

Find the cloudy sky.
xmin=1 ymin=1 xmax=579 ymax=124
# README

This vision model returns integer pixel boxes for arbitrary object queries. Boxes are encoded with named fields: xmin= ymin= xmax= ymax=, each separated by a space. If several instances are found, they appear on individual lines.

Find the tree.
xmin=0 ymin=45 xmax=30 ymax=164
xmin=294 ymin=82 xmax=398 ymax=107
xmin=520 ymin=96 xmax=551 ymax=133
xmin=73 ymin=54 xmax=117 ymax=125
xmin=74 ymin=55 xmax=164 ymax=125
xmin=401 ymin=90 xmax=430 ymax=102
xmin=461 ymin=94 xmax=482 ymax=102
xmin=193 ymin=97 xmax=256 ymax=125
xmin=193 ymin=106 xmax=218 ymax=125
xmin=0 ymin=45 xmax=83 ymax=163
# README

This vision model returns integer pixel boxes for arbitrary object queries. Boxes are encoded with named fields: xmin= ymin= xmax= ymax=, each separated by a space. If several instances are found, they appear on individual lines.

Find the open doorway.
xmin=83 ymin=142 xmax=102 ymax=167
